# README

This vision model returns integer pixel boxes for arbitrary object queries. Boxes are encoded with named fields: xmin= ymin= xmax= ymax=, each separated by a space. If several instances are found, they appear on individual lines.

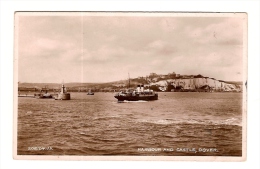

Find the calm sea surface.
xmin=17 ymin=92 xmax=243 ymax=156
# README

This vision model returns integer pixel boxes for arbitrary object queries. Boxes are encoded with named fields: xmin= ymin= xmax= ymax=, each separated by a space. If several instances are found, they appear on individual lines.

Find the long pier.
xmin=18 ymin=94 xmax=35 ymax=98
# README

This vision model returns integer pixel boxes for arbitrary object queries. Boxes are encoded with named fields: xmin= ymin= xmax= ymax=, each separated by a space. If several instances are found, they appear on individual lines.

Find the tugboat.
xmin=87 ymin=89 xmax=94 ymax=95
xmin=114 ymin=84 xmax=158 ymax=102
xmin=34 ymin=86 xmax=53 ymax=99
xmin=53 ymin=83 xmax=70 ymax=100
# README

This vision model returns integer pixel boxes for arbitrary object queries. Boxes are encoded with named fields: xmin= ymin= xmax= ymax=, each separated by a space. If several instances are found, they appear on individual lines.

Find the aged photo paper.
xmin=13 ymin=12 xmax=247 ymax=161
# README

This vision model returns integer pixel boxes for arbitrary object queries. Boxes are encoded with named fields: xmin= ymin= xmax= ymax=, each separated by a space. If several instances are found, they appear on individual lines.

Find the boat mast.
xmin=128 ymin=73 xmax=130 ymax=89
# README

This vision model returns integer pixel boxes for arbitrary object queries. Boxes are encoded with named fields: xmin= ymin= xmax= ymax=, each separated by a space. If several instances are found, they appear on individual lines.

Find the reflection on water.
xmin=17 ymin=92 xmax=243 ymax=156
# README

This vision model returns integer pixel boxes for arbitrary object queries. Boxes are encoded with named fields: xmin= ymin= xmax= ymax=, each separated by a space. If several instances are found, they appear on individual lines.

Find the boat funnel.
xmin=137 ymin=85 xmax=141 ymax=92
xmin=141 ymin=84 xmax=144 ymax=92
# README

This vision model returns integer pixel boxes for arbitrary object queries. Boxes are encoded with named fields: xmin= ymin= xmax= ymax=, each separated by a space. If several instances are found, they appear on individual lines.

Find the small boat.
xmin=34 ymin=86 xmax=53 ymax=99
xmin=114 ymin=85 xmax=158 ymax=102
xmin=34 ymin=93 xmax=53 ymax=99
xmin=87 ymin=89 xmax=94 ymax=95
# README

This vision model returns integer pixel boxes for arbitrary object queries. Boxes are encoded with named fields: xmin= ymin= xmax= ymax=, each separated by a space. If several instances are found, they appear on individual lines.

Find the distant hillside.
xmin=18 ymin=72 xmax=243 ymax=92
xmin=18 ymin=78 xmax=147 ymax=89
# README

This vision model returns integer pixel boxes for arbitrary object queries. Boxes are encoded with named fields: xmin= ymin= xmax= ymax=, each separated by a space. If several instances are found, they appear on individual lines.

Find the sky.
xmin=16 ymin=13 xmax=246 ymax=83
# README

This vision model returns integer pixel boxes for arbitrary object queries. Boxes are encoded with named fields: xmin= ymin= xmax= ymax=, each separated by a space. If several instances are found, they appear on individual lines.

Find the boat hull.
xmin=34 ymin=93 xmax=53 ymax=99
xmin=114 ymin=94 xmax=158 ymax=101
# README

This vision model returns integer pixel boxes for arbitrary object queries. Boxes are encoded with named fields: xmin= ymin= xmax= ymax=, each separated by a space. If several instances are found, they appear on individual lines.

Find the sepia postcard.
xmin=13 ymin=12 xmax=247 ymax=161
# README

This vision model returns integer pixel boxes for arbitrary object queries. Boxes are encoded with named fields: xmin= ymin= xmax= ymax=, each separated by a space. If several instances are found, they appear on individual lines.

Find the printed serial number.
xmin=28 ymin=147 xmax=53 ymax=151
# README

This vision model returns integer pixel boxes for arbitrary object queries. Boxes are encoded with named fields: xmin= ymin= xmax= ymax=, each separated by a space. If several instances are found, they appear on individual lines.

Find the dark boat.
xmin=34 ymin=86 xmax=53 ymax=99
xmin=34 ymin=93 xmax=52 ymax=99
xmin=114 ymin=84 xmax=158 ymax=101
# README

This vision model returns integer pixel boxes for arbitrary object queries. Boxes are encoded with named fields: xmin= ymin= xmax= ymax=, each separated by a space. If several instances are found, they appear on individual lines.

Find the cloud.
xmin=185 ymin=17 xmax=243 ymax=46
xmin=17 ymin=14 xmax=245 ymax=83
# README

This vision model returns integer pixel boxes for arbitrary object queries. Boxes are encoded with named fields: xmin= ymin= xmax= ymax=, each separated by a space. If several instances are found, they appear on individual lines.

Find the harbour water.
xmin=17 ymin=92 xmax=243 ymax=156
